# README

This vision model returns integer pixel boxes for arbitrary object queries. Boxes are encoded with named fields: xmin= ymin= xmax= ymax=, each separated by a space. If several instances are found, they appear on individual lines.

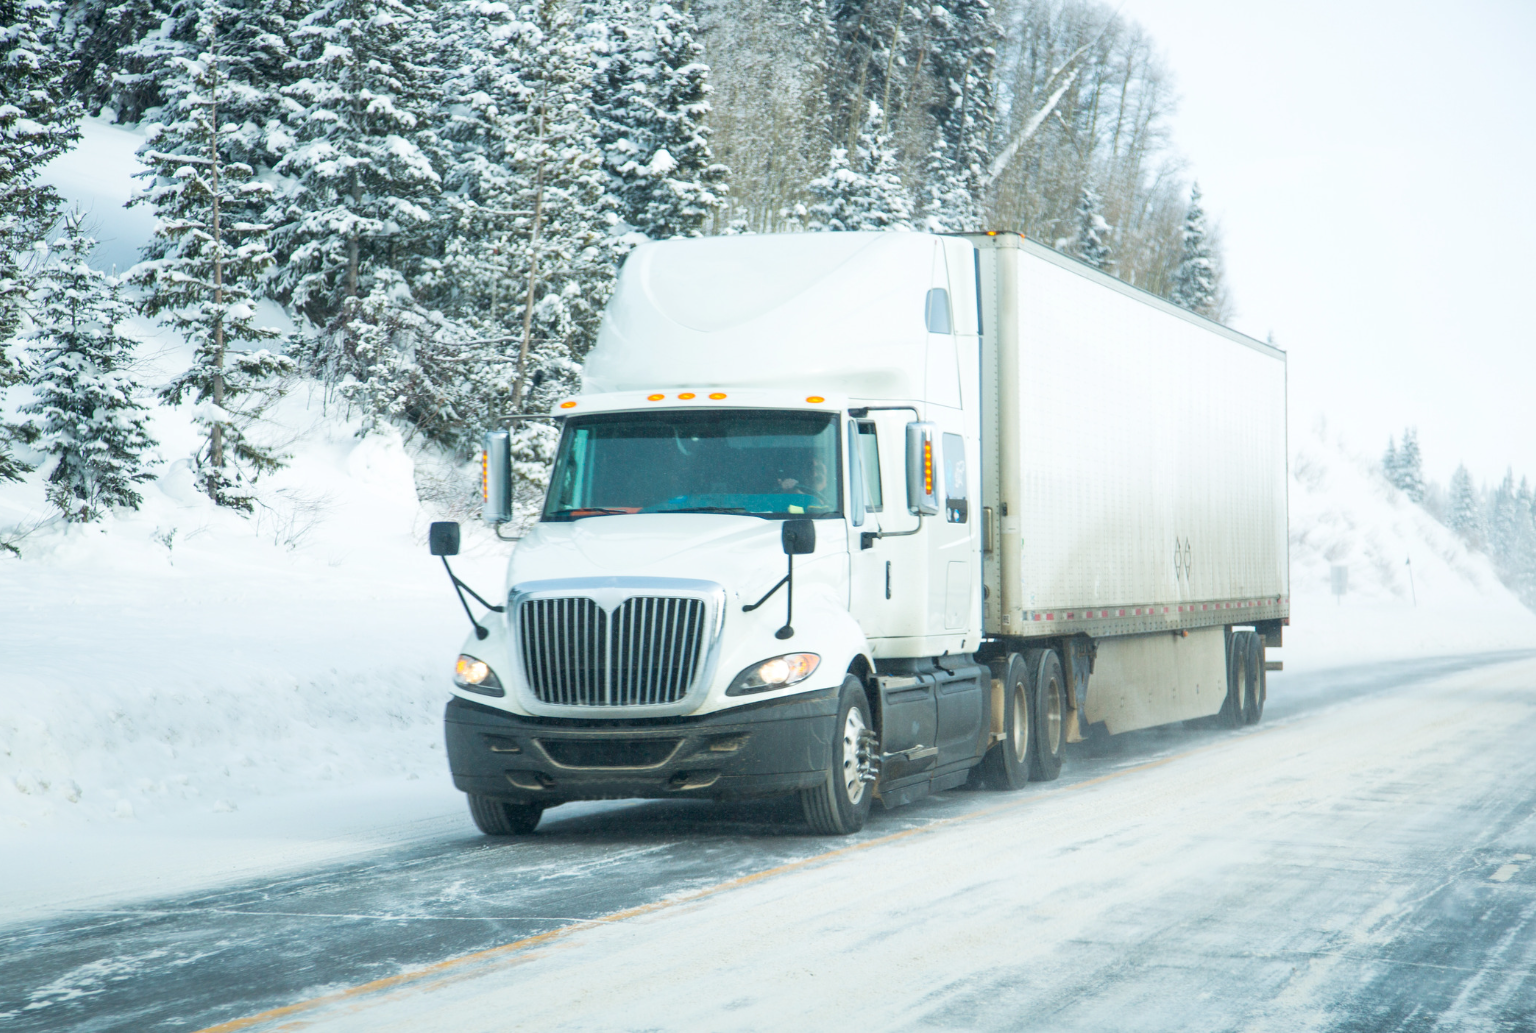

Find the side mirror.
xmin=482 ymin=429 xmax=511 ymax=524
xmin=905 ymin=421 xmax=941 ymax=515
xmin=781 ymin=518 xmax=816 ymax=556
xmin=429 ymin=521 xmax=461 ymax=557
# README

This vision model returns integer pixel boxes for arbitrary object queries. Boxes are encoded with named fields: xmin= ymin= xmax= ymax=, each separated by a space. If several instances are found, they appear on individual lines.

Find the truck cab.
xmin=443 ymin=232 xmax=993 ymax=834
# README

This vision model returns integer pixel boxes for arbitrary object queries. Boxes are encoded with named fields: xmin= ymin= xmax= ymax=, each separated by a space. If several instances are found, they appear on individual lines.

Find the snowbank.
xmin=1278 ymin=416 xmax=1536 ymax=672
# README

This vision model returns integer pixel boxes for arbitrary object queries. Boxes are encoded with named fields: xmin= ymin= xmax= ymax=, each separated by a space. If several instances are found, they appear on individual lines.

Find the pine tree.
xmin=1170 ymin=182 xmax=1216 ymax=316
xmin=20 ymin=213 xmax=157 ymax=520
xmin=806 ymin=99 xmax=911 ymax=232
xmin=1382 ymin=435 xmax=1401 ymax=487
xmin=1489 ymin=468 xmax=1518 ymax=568
xmin=272 ymin=0 xmax=441 ymax=331
xmin=1448 ymin=464 xmax=1481 ymax=548
xmin=132 ymin=25 xmax=294 ymax=511
xmin=1 ymin=0 xmax=81 ymax=356
xmin=917 ymin=0 xmax=995 ymax=232
xmin=1071 ymin=184 xmax=1111 ymax=270
xmin=592 ymin=1 xmax=725 ymax=240
xmin=1395 ymin=427 xmax=1426 ymax=503
xmin=805 ymin=144 xmax=858 ymax=231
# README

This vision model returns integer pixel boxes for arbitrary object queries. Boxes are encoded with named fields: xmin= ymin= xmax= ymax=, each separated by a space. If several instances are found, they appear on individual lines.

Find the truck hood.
xmin=507 ymin=515 xmax=846 ymax=599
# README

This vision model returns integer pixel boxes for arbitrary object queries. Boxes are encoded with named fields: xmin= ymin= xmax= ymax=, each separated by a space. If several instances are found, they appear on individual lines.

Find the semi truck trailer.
xmin=434 ymin=230 xmax=1289 ymax=835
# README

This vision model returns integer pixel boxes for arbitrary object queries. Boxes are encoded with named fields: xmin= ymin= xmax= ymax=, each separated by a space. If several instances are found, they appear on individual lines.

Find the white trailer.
xmin=434 ymin=230 xmax=1288 ymax=835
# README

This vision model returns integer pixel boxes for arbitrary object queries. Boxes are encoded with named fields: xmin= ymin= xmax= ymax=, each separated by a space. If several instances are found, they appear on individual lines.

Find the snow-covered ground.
xmin=1281 ymin=415 xmax=1536 ymax=671
xmin=3 ymin=120 xmax=1534 ymax=922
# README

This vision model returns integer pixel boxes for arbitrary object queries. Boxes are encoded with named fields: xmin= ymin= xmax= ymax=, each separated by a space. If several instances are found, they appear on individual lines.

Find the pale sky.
xmin=1115 ymin=0 xmax=1536 ymax=488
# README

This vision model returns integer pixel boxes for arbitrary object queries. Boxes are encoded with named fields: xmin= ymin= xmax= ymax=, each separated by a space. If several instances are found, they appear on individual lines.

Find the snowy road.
xmin=6 ymin=652 xmax=1536 ymax=1032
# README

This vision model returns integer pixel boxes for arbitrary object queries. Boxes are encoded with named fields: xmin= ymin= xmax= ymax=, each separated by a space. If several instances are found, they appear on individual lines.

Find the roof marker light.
xmin=708 ymin=392 xmax=727 ymax=400
xmin=559 ymin=400 xmax=577 ymax=409
xmin=806 ymin=395 xmax=825 ymax=404
xmin=678 ymin=392 xmax=696 ymax=400
xmin=647 ymin=393 xmax=665 ymax=401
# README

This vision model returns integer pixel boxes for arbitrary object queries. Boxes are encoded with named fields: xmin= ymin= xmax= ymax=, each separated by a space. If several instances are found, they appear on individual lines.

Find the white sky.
xmin=1114 ymin=0 xmax=1536 ymax=487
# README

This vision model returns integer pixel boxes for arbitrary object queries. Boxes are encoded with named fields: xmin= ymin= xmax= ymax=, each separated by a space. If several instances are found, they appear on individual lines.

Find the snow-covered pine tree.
xmin=272 ymin=0 xmax=440 ymax=333
xmin=1489 ymin=468 xmax=1518 ymax=570
xmin=1448 ymin=464 xmax=1481 ymax=548
xmin=1071 ymin=184 xmax=1111 ymax=270
xmin=1 ymin=0 xmax=81 ymax=356
xmin=20 ymin=212 xmax=157 ymax=520
xmin=852 ymin=99 xmax=911 ymax=230
xmin=1170 ymin=182 xmax=1216 ymax=316
xmin=805 ymin=144 xmax=858 ymax=231
xmin=132 ymin=25 xmax=294 ymax=511
xmin=1396 ymin=427 xmax=1426 ymax=503
xmin=917 ymin=0 xmax=995 ymax=232
xmin=591 ymin=0 xmax=725 ymax=240
xmin=806 ymin=100 xmax=911 ymax=232
xmin=1382 ymin=435 xmax=1401 ymax=487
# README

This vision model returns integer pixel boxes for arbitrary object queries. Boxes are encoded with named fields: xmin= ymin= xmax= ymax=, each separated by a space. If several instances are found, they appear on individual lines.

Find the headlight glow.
xmin=454 ymin=654 xmax=505 ymax=697
xmin=726 ymin=652 xmax=821 ymax=696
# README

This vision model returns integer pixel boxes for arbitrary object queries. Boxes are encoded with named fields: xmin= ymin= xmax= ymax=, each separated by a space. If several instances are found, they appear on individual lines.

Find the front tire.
xmin=800 ymin=676 xmax=875 ymax=835
xmin=1029 ymin=649 xmax=1066 ymax=782
xmin=981 ymin=654 xmax=1034 ymax=790
xmin=468 ymin=794 xmax=543 ymax=835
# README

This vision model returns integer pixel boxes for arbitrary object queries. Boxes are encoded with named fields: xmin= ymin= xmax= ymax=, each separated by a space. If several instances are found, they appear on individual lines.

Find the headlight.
xmin=726 ymin=653 xmax=821 ymax=696
xmin=454 ymin=654 xmax=505 ymax=697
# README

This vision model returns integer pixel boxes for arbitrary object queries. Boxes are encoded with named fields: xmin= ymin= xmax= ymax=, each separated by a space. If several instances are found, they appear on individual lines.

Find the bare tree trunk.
xmin=511 ymin=94 xmax=548 ymax=412
xmin=208 ymin=39 xmax=225 ymax=499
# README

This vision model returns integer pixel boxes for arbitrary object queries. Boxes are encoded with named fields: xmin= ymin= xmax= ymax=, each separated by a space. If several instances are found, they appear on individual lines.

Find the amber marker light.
xmin=481 ymin=450 xmax=488 ymax=502
xmin=923 ymin=435 xmax=934 ymax=496
xmin=708 ymin=392 xmax=727 ymax=400
xmin=805 ymin=395 xmax=825 ymax=404
xmin=559 ymin=400 xmax=577 ymax=409
xmin=647 ymin=393 xmax=665 ymax=401
xmin=678 ymin=392 xmax=696 ymax=400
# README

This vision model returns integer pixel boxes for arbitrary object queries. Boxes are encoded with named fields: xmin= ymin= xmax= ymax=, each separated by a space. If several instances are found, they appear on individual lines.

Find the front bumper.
xmin=444 ymin=690 xmax=839 ymax=805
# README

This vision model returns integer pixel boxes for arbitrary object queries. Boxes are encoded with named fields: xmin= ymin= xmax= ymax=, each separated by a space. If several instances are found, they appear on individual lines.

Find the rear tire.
xmin=1028 ymin=650 xmax=1066 ymax=782
xmin=1219 ymin=630 xmax=1245 ymax=729
xmin=981 ymin=654 xmax=1034 ymax=791
xmin=800 ymin=676 xmax=875 ymax=835
xmin=1241 ymin=631 xmax=1265 ymax=725
xmin=467 ymin=794 xmax=543 ymax=836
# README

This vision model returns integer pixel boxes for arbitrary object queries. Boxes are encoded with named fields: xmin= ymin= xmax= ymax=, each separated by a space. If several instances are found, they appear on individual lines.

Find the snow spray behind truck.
xmin=430 ymin=231 xmax=1289 ymax=835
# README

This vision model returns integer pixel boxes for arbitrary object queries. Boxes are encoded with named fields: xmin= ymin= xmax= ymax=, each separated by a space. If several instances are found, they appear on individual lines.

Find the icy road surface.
xmin=5 ymin=653 xmax=1536 ymax=1032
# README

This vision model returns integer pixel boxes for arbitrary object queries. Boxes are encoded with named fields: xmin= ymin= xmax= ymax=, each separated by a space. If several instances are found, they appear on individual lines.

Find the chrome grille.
xmin=518 ymin=596 xmax=708 ymax=706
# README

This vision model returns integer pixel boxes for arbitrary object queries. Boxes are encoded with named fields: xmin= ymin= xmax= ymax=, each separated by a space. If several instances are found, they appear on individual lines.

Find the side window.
xmin=857 ymin=422 xmax=883 ymax=512
xmin=942 ymin=432 xmax=968 ymax=524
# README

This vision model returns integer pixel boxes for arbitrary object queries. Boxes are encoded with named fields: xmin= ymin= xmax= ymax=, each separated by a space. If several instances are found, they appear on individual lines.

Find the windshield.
xmin=543 ymin=409 xmax=842 ymax=520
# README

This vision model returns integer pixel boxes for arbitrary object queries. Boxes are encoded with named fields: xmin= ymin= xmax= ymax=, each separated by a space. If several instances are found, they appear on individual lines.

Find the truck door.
xmin=846 ymin=413 xmax=910 ymax=641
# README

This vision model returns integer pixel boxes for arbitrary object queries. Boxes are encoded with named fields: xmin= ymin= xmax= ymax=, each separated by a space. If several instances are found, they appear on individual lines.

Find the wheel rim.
xmin=841 ymin=706 xmax=867 ymax=805
xmin=1044 ymin=676 xmax=1063 ymax=753
xmin=1011 ymin=682 xmax=1029 ymax=763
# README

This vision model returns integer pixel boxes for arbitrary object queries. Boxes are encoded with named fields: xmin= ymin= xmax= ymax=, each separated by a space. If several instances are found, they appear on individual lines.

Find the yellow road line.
xmin=193 ymin=747 xmax=1206 ymax=1033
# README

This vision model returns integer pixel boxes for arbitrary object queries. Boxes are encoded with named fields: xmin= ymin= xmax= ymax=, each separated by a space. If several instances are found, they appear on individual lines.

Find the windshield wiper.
xmin=545 ymin=507 xmax=636 ymax=520
xmin=653 ymin=506 xmax=752 ymax=514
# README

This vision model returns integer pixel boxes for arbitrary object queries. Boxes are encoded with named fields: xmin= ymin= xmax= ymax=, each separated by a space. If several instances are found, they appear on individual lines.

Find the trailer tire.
xmin=1219 ymin=631 xmax=1245 ymax=729
xmin=1241 ymin=631 xmax=1265 ymax=725
xmin=467 ymin=794 xmax=543 ymax=836
xmin=981 ymin=654 xmax=1033 ymax=791
xmin=800 ymin=676 xmax=875 ymax=835
xmin=1029 ymin=650 xmax=1066 ymax=782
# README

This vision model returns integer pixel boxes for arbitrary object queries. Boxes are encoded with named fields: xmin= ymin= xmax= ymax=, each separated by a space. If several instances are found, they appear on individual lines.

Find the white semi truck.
xmin=432 ymin=231 xmax=1289 ymax=835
